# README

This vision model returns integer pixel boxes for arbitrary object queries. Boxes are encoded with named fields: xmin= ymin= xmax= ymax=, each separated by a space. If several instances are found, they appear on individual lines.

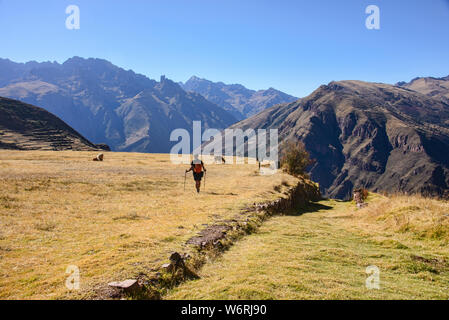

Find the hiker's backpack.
xmin=193 ymin=162 xmax=203 ymax=173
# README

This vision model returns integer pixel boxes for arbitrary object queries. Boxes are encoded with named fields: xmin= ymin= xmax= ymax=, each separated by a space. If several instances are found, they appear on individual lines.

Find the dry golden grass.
xmin=167 ymin=195 xmax=449 ymax=300
xmin=349 ymin=194 xmax=449 ymax=241
xmin=0 ymin=150 xmax=297 ymax=299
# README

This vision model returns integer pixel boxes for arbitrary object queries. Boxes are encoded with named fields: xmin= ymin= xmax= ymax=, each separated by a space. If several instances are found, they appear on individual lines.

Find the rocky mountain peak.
xmin=180 ymin=76 xmax=298 ymax=120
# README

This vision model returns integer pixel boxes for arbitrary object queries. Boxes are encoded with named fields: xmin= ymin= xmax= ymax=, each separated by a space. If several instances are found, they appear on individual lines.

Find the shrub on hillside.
xmin=361 ymin=188 xmax=369 ymax=200
xmin=280 ymin=141 xmax=313 ymax=177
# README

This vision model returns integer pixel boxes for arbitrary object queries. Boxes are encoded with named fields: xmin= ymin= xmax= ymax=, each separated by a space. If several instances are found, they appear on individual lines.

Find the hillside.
xmin=397 ymin=75 xmax=449 ymax=108
xmin=0 ymin=97 xmax=107 ymax=151
xmin=0 ymin=58 xmax=237 ymax=152
xmin=181 ymin=76 xmax=298 ymax=120
xmin=228 ymin=80 xmax=449 ymax=199
xmin=168 ymin=194 xmax=449 ymax=300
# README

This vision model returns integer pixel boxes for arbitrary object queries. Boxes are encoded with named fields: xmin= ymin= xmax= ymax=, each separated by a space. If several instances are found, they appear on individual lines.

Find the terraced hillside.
xmin=0 ymin=97 xmax=108 ymax=151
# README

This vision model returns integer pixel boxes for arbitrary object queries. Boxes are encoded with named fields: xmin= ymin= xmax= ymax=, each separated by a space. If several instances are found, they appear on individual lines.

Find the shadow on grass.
xmin=286 ymin=200 xmax=337 ymax=216
xmin=206 ymin=191 xmax=238 ymax=196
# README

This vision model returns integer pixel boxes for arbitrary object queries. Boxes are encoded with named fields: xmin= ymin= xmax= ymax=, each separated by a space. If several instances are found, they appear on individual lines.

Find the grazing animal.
xmin=214 ymin=156 xmax=226 ymax=164
xmin=93 ymin=153 xmax=104 ymax=162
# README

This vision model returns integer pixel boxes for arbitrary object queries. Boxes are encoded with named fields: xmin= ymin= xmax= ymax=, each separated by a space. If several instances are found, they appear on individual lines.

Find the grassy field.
xmin=0 ymin=150 xmax=297 ymax=299
xmin=167 ymin=194 xmax=449 ymax=300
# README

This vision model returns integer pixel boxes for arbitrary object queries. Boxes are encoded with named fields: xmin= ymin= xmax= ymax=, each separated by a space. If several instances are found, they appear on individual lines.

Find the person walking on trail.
xmin=186 ymin=155 xmax=207 ymax=193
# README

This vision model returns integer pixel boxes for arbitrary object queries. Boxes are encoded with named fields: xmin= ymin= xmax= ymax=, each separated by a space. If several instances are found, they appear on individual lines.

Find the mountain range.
xmin=0 ymin=57 xmax=238 ymax=153
xmin=180 ymin=76 xmax=298 ymax=120
xmin=0 ymin=58 xmax=298 ymax=153
xmin=229 ymin=79 xmax=449 ymax=199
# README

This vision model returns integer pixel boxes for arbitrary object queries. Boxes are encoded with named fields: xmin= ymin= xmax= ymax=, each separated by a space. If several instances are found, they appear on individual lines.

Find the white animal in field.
xmin=214 ymin=156 xmax=226 ymax=164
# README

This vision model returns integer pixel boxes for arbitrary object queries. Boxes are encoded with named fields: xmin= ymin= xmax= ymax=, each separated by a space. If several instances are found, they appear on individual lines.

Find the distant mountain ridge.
xmin=180 ymin=76 xmax=298 ymax=120
xmin=397 ymin=75 xmax=449 ymax=109
xmin=228 ymin=79 xmax=449 ymax=199
xmin=0 ymin=96 xmax=108 ymax=151
xmin=0 ymin=57 xmax=237 ymax=153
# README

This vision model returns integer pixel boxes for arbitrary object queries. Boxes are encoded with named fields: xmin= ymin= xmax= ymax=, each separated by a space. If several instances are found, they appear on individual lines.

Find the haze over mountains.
xmin=181 ymin=76 xmax=298 ymax=120
xmin=229 ymin=79 xmax=449 ymax=199
xmin=0 ymin=57 xmax=237 ymax=153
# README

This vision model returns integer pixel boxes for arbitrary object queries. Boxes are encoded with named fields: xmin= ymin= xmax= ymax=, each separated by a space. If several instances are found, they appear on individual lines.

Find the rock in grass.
xmin=162 ymin=263 xmax=174 ymax=272
xmin=108 ymin=279 xmax=139 ymax=293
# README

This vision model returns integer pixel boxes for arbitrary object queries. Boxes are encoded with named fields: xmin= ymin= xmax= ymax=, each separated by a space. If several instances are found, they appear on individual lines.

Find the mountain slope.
xmin=229 ymin=80 xmax=449 ymax=199
xmin=181 ymin=76 xmax=298 ymax=120
xmin=0 ymin=58 xmax=237 ymax=152
xmin=397 ymin=75 xmax=449 ymax=108
xmin=0 ymin=96 xmax=107 ymax=151
xmin=115 ymin=77 xmax=237 ymax=152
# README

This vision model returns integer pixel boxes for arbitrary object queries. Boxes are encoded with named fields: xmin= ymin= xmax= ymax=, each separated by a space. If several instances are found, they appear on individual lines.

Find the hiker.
xmin=186 ymin=155 xmax=207 ymax=193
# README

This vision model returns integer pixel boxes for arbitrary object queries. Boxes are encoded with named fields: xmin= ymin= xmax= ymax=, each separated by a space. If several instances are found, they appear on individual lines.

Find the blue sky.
xmin=0 ymin=0 xmax=448 ymax=97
